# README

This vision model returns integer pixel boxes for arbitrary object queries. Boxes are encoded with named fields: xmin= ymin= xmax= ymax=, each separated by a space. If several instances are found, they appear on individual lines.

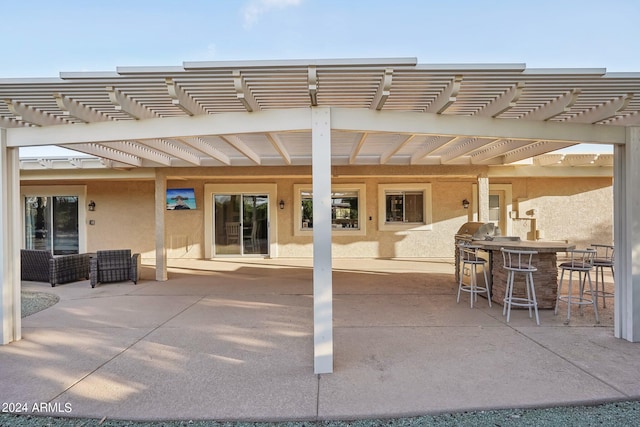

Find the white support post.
xmin=614 ymin=127 xmax=640 ymax=341
xmin=0 ymin=129 xmax=21 ymax=344
xmin=311 ymin=107 xmax=333 ymax=374
xmin=477 ymin=174 xmax=490 ymax=223
xmin=155 ymin=170 xmax=168 ymax=281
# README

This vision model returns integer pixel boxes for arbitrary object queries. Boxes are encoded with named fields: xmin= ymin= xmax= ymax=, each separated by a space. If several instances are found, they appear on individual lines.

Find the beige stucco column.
xmin=0 ymin=129 xmax=21 ymax=344
xmin=477 ymin=174 xmax=489 ymax=223
xmin=614 ymin=126 xmax=640 ymax=342
xmin=155 ymin=169 xmax=168 ymax=281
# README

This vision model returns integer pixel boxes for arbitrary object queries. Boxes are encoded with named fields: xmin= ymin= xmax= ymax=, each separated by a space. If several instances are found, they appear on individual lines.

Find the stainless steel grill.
xmin=454 ymin=222 xmax=521 ymax=288
xmin=454 ymin=222 xmax=499 ymax=285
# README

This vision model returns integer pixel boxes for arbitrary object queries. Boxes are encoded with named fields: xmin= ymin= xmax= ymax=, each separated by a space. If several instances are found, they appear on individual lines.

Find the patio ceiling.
xmin=2 ymin=58 xmax=639 ymax=169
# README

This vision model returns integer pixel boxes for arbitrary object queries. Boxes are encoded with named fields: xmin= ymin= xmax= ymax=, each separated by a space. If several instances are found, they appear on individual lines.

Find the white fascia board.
xmin=185 ymin=57 xmax=417 ymax=70
xmin=6 ymin=108 xmax=311 ymax=147
xmin=329 ymin=108 xmax=626 ymax=145
xmin=414 ymin=63 xmax=526 ymax=72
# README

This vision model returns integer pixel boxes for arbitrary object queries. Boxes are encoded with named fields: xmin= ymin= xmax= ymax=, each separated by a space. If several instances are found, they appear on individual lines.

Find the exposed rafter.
xmin=349 ymin=132 xmax=368 ymax=164
xmin=108 ymin=141 xmax=172 ymax=166
xmin=565 ymin=94 xmax=633 ymax=124
xmin=308 ymin=66 xmax=318 ymax=106
xmin=233 ymin=71 xmax=260 ymax=112
xmin=439 ymin=137 xmax=492 ymax=164
xmin=4 ymin=99 xmax=67 ymax=126
xmin=380 ymin=135 xmax=415 ymax=164
xmin=220 ymin=135 xmax=261 ymax=165
xmin=606 ymin=111 xmax=640 ymax=126
xmin=60 ymin=143 xmax=143 ymax=167
xmin=37 ymin=158 xmax=53 ymax=169
xmin=535 ymin=154 xmax=565 ymax=166
xmin=165 ymin=78 xmax=206 ymax=116
xmin=470 ymin=139 xmax=534 ymax=164
xmin=107 ymin=86 xmax=157 ymax=120
xmin=266 ymin=133 xmax=291 ymax=165
xmin=410 ymin=136 xmax=456 ymax=164
xmin=474 ymin=82 xmax=525 ymax=117
xmin=179 ymin=136 xmax=231 ymax=165
xmin=141 ymin=139 xmax=202 ymax=165
xmin=565 ymin=154 xmax=599 ymax=166
xmin=424 ymin=75 xmax=462 ymax=114
xmin=521 ymin=89 xmax=581 ymax=121
xmin=370 ymin=68 xmax=393 ymax=111
xmin=503 ymin=141 xmax=576 ymax=164
xmin=69 ymin=158 xmax=84 ymax=169
xmin=0 ymin=116 xmax=22 ymax=128
xmin=54 ymin=93 xmax=111 ymax=123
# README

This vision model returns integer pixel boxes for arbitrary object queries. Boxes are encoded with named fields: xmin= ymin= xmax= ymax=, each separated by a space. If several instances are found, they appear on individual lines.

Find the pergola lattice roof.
xmin=2 ymin=58 xmax=638 ymax=169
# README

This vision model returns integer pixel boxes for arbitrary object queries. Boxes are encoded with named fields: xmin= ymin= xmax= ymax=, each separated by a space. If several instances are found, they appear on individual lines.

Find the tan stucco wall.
xmin=20 ymin=169 xmax=613 ymax=260
xmin=507 ymin=177 xmax=613 ymax=248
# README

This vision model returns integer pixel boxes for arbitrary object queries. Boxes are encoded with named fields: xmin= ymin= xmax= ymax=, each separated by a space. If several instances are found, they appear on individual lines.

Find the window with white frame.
xmin=294 ymin=184 xmax=366 ymax=236
xmin=385 ymin=191 xmax=424 ymax=223
xmin=378 ymin=183 xmax=432 ymax=231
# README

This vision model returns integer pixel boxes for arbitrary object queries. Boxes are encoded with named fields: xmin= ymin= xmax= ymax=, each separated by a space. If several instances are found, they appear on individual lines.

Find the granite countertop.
xmin=472 ymin=239 xmax=575 ymax=253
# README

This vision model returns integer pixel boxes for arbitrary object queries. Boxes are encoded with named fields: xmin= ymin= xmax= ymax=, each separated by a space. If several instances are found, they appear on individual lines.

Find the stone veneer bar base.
xmin=489 ymin=251 xmax=560 ymax=309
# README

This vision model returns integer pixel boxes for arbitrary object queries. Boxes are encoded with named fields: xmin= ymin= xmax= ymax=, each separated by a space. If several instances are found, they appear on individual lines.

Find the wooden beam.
xmin=165 ymin=78 xmax=206 ymax=116
xmin=475 ymin=82 xmax=525 ymax=117
xmin=54 ymin=93 xmax=111 ymax=123
xmin=107 ymin=86 xmax=157 ymax=120
xmin=233 ymin=71 xmax=260 ymax=112
xmin=266 ymin=133 xmax=291 ymax=165
xmin=521 ymin=89 xmax=581 ymax=121
xmin=370 ymin=68 xmax=393 ymax=111
xmin=424 ymin=75 xmax=462 ymax=114
xmin=566 ymin=94 xmax=633 ymax=124
xmin=179 ymin=136 xmax=231 ymax=165
xmin=4 ymin=99 xmax=67 ymax=126
xmin=220 ymin=135 xmax=261 ymax=165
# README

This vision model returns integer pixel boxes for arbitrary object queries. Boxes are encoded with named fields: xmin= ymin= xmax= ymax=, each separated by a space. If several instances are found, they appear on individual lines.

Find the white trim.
xmin=293 ymin=183 xmax=367 ymax=237
xmin=378 ymin=183 xmax=433 ymax=232
xmin=203 ymin=183 xmax=278 ymax=259
xmin=19 ymin=185 xmax=88 ymax=254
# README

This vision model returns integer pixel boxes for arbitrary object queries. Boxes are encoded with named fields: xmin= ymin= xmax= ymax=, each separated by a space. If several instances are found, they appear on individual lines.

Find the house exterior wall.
xmin=20 ymin=169 xmax=613 ymax=261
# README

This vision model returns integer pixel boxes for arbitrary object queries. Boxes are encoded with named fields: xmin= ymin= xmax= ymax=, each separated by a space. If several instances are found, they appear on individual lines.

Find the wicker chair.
xmin=20 ymin=249 xmax=90 ymax=287
xmin=90 ymin=249 xmax=140 ymax=288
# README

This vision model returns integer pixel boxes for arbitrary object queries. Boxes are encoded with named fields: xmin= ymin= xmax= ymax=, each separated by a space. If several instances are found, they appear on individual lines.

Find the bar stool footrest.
xmin=557 ymin=295 xmax=596 ymax=306
xmin=504 ymin=297 xmax=537 ymax=308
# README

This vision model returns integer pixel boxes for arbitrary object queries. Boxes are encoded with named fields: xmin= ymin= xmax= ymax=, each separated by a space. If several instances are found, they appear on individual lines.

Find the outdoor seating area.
xmin=20 ymin=249 xmax=90 ymax=287
xmin=6 ymin=258 xmax=632 ymax=421
xmin=454 ymin=240 xmax=614 ymax=326
xmin=20 ymin=248 xmax=141 ymax=289
xmin=89 ymin=249 xmax=141 ymax=288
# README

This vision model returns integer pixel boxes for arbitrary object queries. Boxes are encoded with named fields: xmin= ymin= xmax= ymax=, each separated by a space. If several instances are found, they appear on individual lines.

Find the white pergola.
xmin=1 ymin=58 xmax=639 ymax=373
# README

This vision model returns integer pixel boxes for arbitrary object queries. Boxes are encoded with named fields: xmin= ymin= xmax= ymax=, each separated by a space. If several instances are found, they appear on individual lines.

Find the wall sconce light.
xmin=88 ymin=200 xmax=96 ymax=211
xmin=279 ymin=200 xmax=285 ymax=210
xmin=462 ymin=199 xmax=470 ymax=209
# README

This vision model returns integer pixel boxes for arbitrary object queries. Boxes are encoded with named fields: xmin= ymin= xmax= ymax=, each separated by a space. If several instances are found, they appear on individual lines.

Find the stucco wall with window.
xmin=22 ymin=172 xmax=613 ymax=262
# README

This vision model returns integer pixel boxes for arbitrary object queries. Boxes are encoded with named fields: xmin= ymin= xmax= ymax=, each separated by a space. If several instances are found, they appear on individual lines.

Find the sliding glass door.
xmin=25 ymin=196 xmax=79 ymax=255
xmin=214 ymin=194 xmax=269 ymax=256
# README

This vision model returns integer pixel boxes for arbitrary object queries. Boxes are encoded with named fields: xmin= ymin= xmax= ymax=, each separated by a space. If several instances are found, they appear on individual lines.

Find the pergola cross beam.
xmin=54 ymin=93 xmax=111 ymax=123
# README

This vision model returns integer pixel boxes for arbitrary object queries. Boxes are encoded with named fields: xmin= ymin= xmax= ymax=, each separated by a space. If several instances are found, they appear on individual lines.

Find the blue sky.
xmin=10 ymin=0 xmax=634 ymax=156
xmin=4 ymin=0 xmax=639 ymax=77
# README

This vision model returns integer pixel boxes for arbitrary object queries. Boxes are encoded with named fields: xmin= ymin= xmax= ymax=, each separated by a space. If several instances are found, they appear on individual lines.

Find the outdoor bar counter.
xmin=471 ymin=240 xmax=575 ymax=309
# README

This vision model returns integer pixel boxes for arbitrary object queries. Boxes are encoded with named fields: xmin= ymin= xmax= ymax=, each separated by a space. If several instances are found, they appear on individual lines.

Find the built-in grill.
xmin=454 ymin=222 xmax=500 ymax=285
xmin=454 ymin=221 xmax=521 ymax=291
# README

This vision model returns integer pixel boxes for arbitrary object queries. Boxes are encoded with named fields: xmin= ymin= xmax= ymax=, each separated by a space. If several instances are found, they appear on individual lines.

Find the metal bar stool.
xmin=555 ymin=248 xmax=599 ymax=324
xmin=501 ymin=248 xmax=539 ymax=325
xmin=457 ymin=243 xmax=491 ymax=308
xmin=591 ymin=244 xmax=615 ymax=308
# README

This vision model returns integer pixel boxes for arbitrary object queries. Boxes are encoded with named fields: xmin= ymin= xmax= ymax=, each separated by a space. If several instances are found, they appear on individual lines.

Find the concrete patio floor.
xmin=1 ymin=258 xmax=637 ymax=422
